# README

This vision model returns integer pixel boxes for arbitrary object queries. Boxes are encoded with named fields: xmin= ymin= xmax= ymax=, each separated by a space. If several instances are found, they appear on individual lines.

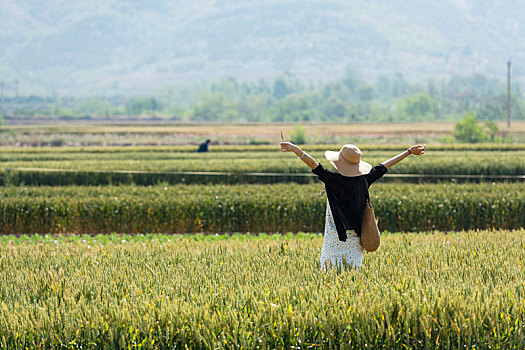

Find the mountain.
xmin=1 ymin=0 xmax=524 ymax=95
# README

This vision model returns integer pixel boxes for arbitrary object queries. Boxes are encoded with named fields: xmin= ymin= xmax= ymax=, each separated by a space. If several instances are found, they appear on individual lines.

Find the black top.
xmin=312 ymin=163 xmax=388 ymax=241
xmin=197 ymin=142 xmax=209 ymax=152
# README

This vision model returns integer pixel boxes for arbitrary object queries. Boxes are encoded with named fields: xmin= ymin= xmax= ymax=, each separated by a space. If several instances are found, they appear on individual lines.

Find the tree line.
xmin=1 ymin=69 xmax=524 ymax=123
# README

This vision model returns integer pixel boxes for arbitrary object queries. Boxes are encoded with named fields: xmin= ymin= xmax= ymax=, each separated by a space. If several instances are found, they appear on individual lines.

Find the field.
xmin=1 ymin=183 xmax=524 ymax=234
xmin=3 ymin=147 xmax=525 ymax=176
xmin=1 ymin=230 xmax=524 ymax=349
xmin=1 ymin=122 xmax=525 ymax=348
xmin=2 ymin=121 xmax=525 ymax=147
xmin=1 ymin=144 xmax=525 ymax=186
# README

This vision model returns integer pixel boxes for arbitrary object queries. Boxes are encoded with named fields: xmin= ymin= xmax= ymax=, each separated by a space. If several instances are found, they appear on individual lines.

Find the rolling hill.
xmin=1 ymin=0 xmax=524 ymax=95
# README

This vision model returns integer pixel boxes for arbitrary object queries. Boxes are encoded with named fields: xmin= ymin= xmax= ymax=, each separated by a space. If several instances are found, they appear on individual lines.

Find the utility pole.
xmin=0 ymin=81 xmax=3 ymax=115
xmin=507 ymin=60 xmax=511 ymax=128
xmin=440 ymin=78 xmax=445 ymax=119
xmin=15 ymin=79 xmax=19 ymax=111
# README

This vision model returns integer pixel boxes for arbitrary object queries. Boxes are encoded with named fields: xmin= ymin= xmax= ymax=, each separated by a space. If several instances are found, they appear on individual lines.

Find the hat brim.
xmin=325 ymin=150 xmax=372 ymax=177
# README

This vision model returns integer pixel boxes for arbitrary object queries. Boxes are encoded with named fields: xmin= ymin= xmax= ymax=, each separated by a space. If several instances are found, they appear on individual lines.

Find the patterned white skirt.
xmin=320 ymin=200 xmax=364 ymax=271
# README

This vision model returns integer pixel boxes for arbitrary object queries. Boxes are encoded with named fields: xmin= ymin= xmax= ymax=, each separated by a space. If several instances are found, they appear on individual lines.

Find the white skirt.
xmin=320 ymin=200 xmax=364 ymax=271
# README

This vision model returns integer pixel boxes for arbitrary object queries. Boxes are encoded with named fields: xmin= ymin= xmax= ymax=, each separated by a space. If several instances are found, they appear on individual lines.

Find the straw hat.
xmin=325 ymin=144 xmax=372 ymax=177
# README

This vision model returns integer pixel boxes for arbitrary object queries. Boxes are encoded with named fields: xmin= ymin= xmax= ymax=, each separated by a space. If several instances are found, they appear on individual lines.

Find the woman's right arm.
xmin=280 ymin=142 xmax=319 ymax=169
xmin=381 ymin=144 xmax=426 ymax=168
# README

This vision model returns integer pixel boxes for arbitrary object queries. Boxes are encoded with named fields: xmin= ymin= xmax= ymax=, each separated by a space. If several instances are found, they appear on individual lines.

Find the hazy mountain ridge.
xmin=1 ymin=0 xmax=524 ymax=95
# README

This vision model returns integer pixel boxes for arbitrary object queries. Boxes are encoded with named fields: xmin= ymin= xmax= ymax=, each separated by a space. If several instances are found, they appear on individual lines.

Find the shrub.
xmin=454 ymin=112 xmax=487 ymax=143
xmin=290 ymin=125 xmax=307 ymax=144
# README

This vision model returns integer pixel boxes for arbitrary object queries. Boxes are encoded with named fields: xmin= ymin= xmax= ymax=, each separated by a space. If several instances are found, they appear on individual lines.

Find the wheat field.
xmin=1 ymin=230 xmax=524 ymax=349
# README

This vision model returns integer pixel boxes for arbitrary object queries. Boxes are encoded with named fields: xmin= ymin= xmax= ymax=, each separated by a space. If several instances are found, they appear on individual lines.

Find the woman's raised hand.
xmin=409 ymin=144 xmax=426 ymax=156
xmin=280 ymin=142 xmax=297 ymax=152
xmin=382 ymin=144 xmax=426 ymax=168
xmin=281 ymin=142 xmax=318 ymax=169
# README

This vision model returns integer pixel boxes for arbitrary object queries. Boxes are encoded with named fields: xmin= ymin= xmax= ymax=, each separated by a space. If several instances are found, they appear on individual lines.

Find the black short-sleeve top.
xmin=312 ymin=163 xmax=388 ymax=241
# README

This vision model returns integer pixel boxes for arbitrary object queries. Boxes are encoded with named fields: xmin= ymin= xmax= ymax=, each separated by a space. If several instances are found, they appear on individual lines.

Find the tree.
xmin=323 ymin=96 xmax=346 ymax=119
xmin=276 ymin=94 xmax=313 ymax=122
xmin=454 ymin=112 xmax=487 ymax=143
xmin=396 ymin=93 xmax=439 ymax=121
xmin=477 ymin=94 xmax=525 ymax=121
xmin=357 ymin=85 xmax=374 ymax=102
xmin=427 ymin=79 xmax=438 ymax=98
xmin=191 ymin=93 xmax=226 ymax=121
xmin=342 ymin=67 xmax=364 ymax=95
xmin=125 ymin=97 xmax=163 ymax=117
xmin=484 ymin=121 xmax=498 ymax=141
xmin=391 ymin=73 xmax=409 ymax=98
xmin=273 ymin=77 xmax=288 ymax=100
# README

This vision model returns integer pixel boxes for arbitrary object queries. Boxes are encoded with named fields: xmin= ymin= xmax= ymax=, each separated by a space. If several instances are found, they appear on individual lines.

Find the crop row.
xmin=2 ymin=169 xmax=524 ymax=187
xmin=0 ymin=183 xmax=523 ymax=234
xmin=0 ymin=150 xmax=524 ymax=186
xmin=1 ymin=230 xmax=524 ymax=348
xmin=3 ymin=143 xmax=525 ymax=154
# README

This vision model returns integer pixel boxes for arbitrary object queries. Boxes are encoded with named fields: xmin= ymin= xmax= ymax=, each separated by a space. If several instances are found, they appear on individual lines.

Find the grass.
xmin=0 ymin=230 xmax=524 ymax=348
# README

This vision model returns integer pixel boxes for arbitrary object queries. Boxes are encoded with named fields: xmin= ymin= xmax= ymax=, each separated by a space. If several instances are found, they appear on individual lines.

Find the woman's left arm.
xmin=280 ymin=142 xmax=319 ymax=169
xmin=381 ymin=144 xmax=426 ymax=168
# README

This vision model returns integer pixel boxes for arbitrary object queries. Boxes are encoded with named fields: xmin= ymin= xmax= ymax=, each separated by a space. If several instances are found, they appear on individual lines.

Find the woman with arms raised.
xmin=280 ymin=142 xmax=426 ymax=271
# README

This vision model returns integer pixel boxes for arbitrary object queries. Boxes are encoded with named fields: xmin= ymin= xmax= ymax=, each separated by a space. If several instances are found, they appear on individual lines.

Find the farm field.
xmin=1 ymin=183 xmax=524 ymax=234
xmin=1 ymin=144 xmax=525 ymax=186
xmin=2 ymin=121 xmax=525 ymax=146
xmin=2 ymin=149 xmax=524 ymax=175
xmin=1 ymin=230 xmax=524 ymax=348
xmin=2 ymin=124 xmax=525 ymax=349
xmin=5 ymin=1 xmax=525 ymax=347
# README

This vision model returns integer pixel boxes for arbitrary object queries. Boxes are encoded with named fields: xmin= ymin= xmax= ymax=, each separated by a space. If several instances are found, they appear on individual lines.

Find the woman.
xmin=280 ymin=142 xmax=426 ymax=270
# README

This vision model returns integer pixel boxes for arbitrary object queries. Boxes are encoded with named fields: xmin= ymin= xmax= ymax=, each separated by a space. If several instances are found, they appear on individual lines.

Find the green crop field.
xmin=1 ymin=138 xmax=525 ymax=348
xmin=1 ymin=144 xmax=525 ymax=185
xmin=5 ymin=150 xmax=525 ymax=175
xmin=1 ymin=183 xmax=524 ymax=234
xmin=1 ymin=230 xmax=524 ymax=349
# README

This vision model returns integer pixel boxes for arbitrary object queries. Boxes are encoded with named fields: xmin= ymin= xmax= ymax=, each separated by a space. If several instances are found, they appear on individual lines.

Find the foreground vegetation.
xmin=1 ymin=230 xmax=524 ymax=348
xmin=1 ymin=183 xmax=524 ymax=234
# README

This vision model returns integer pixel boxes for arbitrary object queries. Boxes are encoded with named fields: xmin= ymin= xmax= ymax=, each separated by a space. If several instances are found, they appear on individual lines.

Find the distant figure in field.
xmin=197 ymin=139 xmax=211 ymax=152
xmin=280 ymin=140 xmax=426 ymax=271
